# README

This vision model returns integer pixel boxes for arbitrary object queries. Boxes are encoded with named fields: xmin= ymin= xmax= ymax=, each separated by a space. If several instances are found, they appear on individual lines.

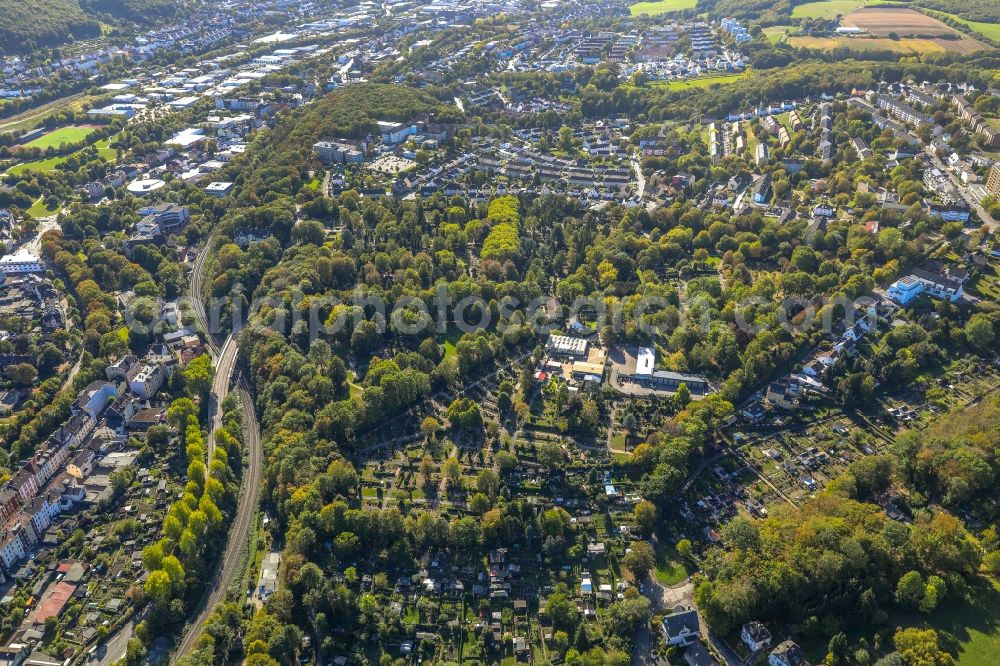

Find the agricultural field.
xmin=786 ymin=34 xmax=983 ymax=54
xmin=791 ymin=0 xmax=867 ymax=20
xmin=846 ymin=6 xmax=970 ymax=35
xmin=841 ymin=7 xmax=988 ymax=52
xmin=21 ymin=124 xmax=95 ymax=149
xmin=628 ymin=0 xmax=696 ymax=16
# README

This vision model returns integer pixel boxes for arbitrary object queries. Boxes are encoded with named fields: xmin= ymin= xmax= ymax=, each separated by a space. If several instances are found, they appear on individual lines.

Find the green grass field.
xmin=94 ymin=137 xmax=118 ymax=162
xmin=654 ymin=546 xmax=691 ymax=585
xmin=7 ymin=154 xmax=70 ymax=175
xmin=629 ymin=0 xmax=696 ymax=16
xmin=791 ymin=0 xmax=866 ymax=19
xmin=22 ymin=125 xmax=95 ymax=149
xmin=654 ymin=72 xmax=746 ymax=91
xmin=7 ymin=135 xmax=118 ymax=176
xmin=918 ymin=578 xmax=1000 ymax=666
xmin=26 ymin=197 xmax=59 ymax=219
xmin=763 ymin=26 xmax=792 ymax=44
xmin=931 ymin=11 xmax=1000 ymax=42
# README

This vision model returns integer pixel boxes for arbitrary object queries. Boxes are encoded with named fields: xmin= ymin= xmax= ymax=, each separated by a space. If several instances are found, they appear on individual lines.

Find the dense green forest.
xmin=0 ymin=0 xmax=101 ymax=53
xmin=81 ymin=0 xmax=181 ymax=22
xmin=0 ymin=0 xmax=188 ymax=53
xmin=304 ymin=82 xmax=463 ymax=140
xmin=911 ymin=0 xmax=1000 ymax=24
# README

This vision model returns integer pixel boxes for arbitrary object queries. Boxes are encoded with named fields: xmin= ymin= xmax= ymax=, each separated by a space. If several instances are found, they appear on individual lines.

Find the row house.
xmin=51 ymin=411 xmax=95 ymax=449
xmin=0 ymin=527 xmax=25 ymax=573
xmin=0 ymin=488 xmax=19 ymax=525
xmin=26 ymin=438 xmax=71 ymax=489
xmin=25 ymin=491 xmax=61 ymax=540
xmin=876 ymin=95 xmax=933 ymax=128
xmin=9 ymin=469 xmax=36 ymax=505
xmin=954 ymin=95 xmax=1000 ymax=147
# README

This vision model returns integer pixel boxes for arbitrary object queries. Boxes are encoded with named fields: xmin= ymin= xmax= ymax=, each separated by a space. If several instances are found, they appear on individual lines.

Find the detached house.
xmin=741 ymin=621 xmax=772 ymax=652
xmin=661 ymin=609 xmax=701 ymax=646
xmin=129 ymin=363 xmax=169 ymax=399
xmin=769 ymin=641 xmax=810 ymax=666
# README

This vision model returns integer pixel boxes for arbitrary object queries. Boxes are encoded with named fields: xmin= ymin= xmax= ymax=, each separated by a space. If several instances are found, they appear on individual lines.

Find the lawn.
xmin=654 ymin=547 xmax=691 ymax=586
xmin=968 ymin=267 xmax=1000 ymax=301
xmin=439 ymin=324 xmax=463 ymax=359
xmin=629 ymin=0 xmax=696 ymax=16
xmin=94 ymin=137 xmax=119 ymax=162
xmin=7 ymin=136 xmax=117 ymax=176
xmin=912 ymin=9 xmax=1000 ymax=42
xmin=22 ymin=125 xmax=95 ymax=149
xmin=791 ymin=0 xmax=866 ymax=19
xmin=610 ymin=434 xmax=627 ymax=452
xmin=26 ymin=197 xmax=59 ymax=219
xmin=763 ymin=26 xmax=792 ymax=44
xmin=905 ymin=578 xmax=1000 ymax=666
xmin=6 ymin=154 xmax=70 ymax=175
xmin=654 ymin=72 xmax=746 ymax=91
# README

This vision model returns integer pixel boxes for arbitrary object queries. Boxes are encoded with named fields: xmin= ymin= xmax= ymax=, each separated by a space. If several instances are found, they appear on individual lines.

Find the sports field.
xmin=629 ymin=0 xmax=696 ymax=16
xmin=7 ymin=136 xmax=117 ymax=176
xmin=21 ymin=125 xmax=96 ymax=149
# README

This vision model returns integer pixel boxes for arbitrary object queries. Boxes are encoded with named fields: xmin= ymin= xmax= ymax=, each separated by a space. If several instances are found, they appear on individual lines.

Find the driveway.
xmin=631 ymin=577 xmax=743 ymax=666
xmin=632 ymin=578 xmax=694 ymax=666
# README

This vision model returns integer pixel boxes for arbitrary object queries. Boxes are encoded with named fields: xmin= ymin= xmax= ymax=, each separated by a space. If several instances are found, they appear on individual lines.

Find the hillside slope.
xmin=0 ymin=0 xmax=185 ymax=54
xmin=0 ymin=0 xmax=101 ymax=52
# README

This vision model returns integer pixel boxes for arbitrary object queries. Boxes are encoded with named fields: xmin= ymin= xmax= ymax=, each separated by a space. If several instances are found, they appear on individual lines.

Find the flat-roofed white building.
xmin=545 ymin=334 xmax=588 ymax=358
xmin=205 ymin=181 xmax=234 ymax=197
xmin=0 ymin=252 xmax=42 ymax=274
xmin=635 ymin=346 xmax=655 ymax=376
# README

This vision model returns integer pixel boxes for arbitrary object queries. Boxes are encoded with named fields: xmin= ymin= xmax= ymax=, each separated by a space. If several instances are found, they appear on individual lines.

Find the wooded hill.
xmin=0 ymin=0 xmax=183 ymax=53
xmin=0 ymin=0 xmax=101 ymax=53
